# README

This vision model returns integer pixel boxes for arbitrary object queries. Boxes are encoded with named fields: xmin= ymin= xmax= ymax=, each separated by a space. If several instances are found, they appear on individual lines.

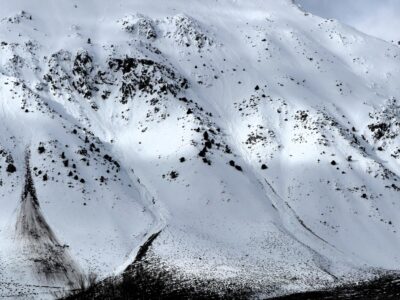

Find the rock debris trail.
xmin=14 ymin=150 xmax=82 ymax=287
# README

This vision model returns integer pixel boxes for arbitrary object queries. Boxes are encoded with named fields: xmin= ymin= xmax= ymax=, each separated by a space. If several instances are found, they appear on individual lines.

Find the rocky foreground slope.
xmin=0 ymin=0 xmax=399 ymax=298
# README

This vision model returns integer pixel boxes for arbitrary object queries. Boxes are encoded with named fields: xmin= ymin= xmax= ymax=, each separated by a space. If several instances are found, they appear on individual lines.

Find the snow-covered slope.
xmin=0 ymin=0 xmax=399 ymax=298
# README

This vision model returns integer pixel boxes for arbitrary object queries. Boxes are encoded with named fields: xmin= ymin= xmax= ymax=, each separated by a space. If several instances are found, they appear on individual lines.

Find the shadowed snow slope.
xmin=0 ymin=0 xmax=399 ymax=298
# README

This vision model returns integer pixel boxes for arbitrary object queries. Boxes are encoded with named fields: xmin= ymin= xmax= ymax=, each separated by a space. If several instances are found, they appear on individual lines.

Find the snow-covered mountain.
xmin=0 ymin=0 xmax=399 ymax=298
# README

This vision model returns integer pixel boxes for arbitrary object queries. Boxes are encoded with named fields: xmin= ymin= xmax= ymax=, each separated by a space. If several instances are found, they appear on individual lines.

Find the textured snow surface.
xmin=0 ymin=0 xmax=399 ymax=298
xmin=296 ymin=0 xmax=400 ymax=42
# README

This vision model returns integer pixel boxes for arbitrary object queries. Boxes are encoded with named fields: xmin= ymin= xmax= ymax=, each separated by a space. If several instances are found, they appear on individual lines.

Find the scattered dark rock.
xmin=170 ymin=171 xmax=179 ymax=179
xmin=38 ymin=146 xmax=46 ymax=154
xmin=368 ymin=123 xmax=389 ymax=140
xmin=203 ymin=131 xmax=209 ymax=141
xmin=198 ymin=148 xmax=207 ymax=157
xmin=6 ymin=164 xmax=17 ymax=173
xmin=235 ymin=165 xmax=243 ymax=172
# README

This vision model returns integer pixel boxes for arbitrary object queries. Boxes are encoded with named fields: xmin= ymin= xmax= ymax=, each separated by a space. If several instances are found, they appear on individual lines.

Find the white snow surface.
xmin=0 ymin=0 xmax=399 ymax=298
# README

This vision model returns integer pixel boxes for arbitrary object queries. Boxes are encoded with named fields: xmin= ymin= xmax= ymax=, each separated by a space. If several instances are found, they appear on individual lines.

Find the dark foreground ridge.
xmin=276 ymin=274 xmax=400 ymax=300
xmin=62 ymin=231 xmax=400 ymax=300
xmin=63 ymin=273 xmax=400 ymax=300
xmin=63 ymin=231 xmax=252 ymax=300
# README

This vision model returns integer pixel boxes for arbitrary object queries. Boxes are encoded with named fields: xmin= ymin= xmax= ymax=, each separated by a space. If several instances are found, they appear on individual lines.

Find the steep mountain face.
xmin=0 ymin=0 xmax=399 ymax=298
